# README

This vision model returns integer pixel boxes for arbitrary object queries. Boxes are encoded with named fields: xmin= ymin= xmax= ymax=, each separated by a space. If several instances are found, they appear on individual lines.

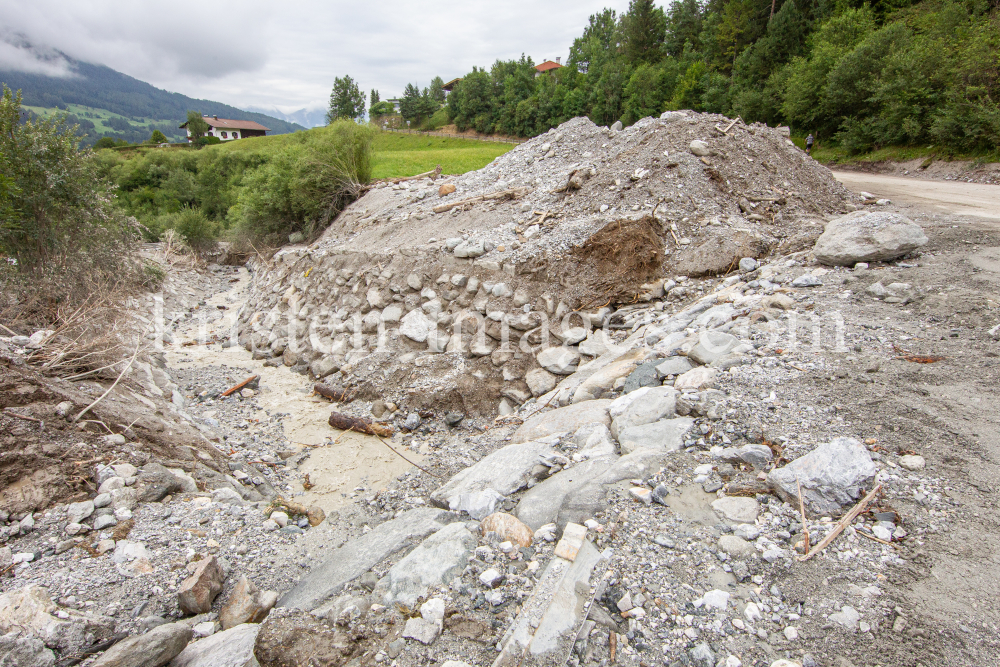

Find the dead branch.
xmin=72 ymin=344 xmax=140 ymax=424
xmin=313 ymin=383 xmax=352 ymax=402
xmin=372 ymin=432 xmax=441 ymax=478
xmin=4 ymin=410 xmax=42 ymax=423
xmin=221 ymin=374 xmax=259 ymax=397
xmin=432 ymin=187 xmax=531 ymax=213
xmin=858 ymin=529 xmax=900 ymax=549
xmin=798 ymin=484 xmax=882 ymax=561
xmin=393 ymin=165 xmax=442 ymax=183
xmin=328 ymin=411 xmax=394 ymax=437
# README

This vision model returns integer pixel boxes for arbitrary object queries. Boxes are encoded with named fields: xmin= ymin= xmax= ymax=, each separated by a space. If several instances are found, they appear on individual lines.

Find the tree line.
xmin=326 ymin=75 xmax=450 ymax=129
xmin=331 ymin=0 xmax=1000 ymax=153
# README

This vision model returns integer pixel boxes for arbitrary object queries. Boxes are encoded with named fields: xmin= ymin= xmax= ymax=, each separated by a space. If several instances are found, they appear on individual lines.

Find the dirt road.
xmin=833 ymin=170 xmax=1000 ymax=220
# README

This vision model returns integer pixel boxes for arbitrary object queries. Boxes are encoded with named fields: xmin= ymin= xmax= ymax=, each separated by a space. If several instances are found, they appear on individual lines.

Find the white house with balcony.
xmin=179 ymin=115 xmax=270 ymax=141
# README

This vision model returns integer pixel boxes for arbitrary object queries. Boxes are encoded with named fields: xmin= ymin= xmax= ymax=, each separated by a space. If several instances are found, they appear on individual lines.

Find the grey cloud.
xmin=0 ymin=0 xmax=629 ymax=111
xmin=0 ymin=33 xmax=76 ymax=77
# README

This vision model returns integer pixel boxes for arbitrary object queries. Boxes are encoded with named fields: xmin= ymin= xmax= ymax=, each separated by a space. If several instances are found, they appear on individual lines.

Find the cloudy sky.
xmin=0 ymin=0 xmax=631 ymax=115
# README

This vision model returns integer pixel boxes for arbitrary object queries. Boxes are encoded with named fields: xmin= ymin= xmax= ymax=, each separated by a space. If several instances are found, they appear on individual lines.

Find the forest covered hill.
xmin=1 ymin=55 xmax=305 ymax=146
xmin=444 ymin=0 xmax=1000 ymax=154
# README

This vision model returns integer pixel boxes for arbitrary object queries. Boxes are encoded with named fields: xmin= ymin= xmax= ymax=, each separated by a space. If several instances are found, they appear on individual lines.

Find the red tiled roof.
xmin=180 ymin=116 xmax=270 ymax=131
xmin=535 ymin=61 xmax=563 ymax=73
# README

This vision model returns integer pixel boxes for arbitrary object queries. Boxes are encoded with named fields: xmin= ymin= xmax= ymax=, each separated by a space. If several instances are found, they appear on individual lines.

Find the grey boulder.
xmin=168 ymin=623 xmax=258 ymax=667
xmin=0 ymin=631 xmax=55 ymax=667
xmin=617 ymin=417 xmax=694 ymax=455
xmin=610 ymin=387 xmax=678 ymax=439
xmin=430 ymin=439 xmax=556 ymax=509
xmin=511 ymin=400 xmax=612 ymax=443
xmin=515 ymin=456 xmax=618 ymax=531
xmin=814 ymin=211 xmax=928 ymax=266
xmin=91 ymin=622 xmax=192 ymax=667
xmin=278 ymin=508 xmax=455 ymax=611
xmin=378 ymin=523 xmax=477 ymax=605
xmin=767 ymin=437 xmax=877 ymax=515
xmin=687 ymin=331 xmax=740 ymax=366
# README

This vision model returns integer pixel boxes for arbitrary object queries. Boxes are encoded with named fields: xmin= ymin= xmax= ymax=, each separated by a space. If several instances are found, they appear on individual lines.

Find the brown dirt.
xmin=0 ymin=352 xmax=227 ymax=516
xmin=572 ymin=215 xmax=664 ymax=300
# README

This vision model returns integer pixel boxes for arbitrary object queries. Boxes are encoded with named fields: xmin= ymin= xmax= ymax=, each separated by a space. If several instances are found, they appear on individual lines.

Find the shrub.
xmin=231 ymin=120 xmax=374 ymax=245
xmin=0 ymin=85 xmax=143 ymax=308
xmin=419 ymin=108 xmax=451 ymax=131
xmin=158 ymin=208 xmax=217 ymax=251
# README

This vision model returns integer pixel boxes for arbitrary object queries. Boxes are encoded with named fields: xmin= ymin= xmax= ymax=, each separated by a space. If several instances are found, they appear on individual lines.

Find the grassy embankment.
xmin=790 ymin=137 xmax=1000 ymax=168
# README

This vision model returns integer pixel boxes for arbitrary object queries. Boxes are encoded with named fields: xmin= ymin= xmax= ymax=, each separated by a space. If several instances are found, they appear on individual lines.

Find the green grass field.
xmin=370 ymin=132 xmax=514 ymax=178
xmin=205 ymin=127 xmax=516 ymax=179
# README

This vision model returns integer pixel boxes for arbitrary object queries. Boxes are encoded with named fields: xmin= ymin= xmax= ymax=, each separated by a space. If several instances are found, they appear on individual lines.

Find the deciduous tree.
xmin=327 ymin=76 xmax=366 ymax=123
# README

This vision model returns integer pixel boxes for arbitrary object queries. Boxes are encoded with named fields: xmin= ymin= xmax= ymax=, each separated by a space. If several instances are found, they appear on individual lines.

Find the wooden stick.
xmin=796 ymin=477 xmax=809 ymax=556
xmin=394 ymin=165 xmax=442 ymax=183
xmin=432 ymin=187 xmax=531 ymax=213
xmin=4 ymin=410 xmax=42 ymax=423
xmin=372 ymin=432 xmax=441 ymax=478
xmin=858 ymin=529 xmax=900 ymax=549
xmin=609 ymin=631 xmax=616 ymax=662
xmin=73 ymin=345 xmax=140 ymax=424
xmin=798 ymin=484 xmax=881 ymax=561
xmin=221 ymin=374 xmax=259 ymax=397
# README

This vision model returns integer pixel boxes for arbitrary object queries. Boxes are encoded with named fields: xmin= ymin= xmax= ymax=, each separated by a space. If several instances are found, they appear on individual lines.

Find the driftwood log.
xmin=328 ymin=411 xmax=394 ymax=437
xmin=314 ymin=383 xmax=351 ymax=402
xmin=394 ymin=165 xmax=442 ymax=183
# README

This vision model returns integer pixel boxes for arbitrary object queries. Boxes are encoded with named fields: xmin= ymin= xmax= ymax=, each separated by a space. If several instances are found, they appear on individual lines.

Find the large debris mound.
xmin=237 ymin=113 xmax=856 ymax=413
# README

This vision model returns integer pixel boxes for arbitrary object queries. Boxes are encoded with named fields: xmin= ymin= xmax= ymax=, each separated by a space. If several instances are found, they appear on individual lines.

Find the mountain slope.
xmin=1 ymin=55 xmax=306 ymax=143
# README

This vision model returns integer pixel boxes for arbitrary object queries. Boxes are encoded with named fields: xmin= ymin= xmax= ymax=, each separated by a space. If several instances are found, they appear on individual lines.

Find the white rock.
xmin=899 ymin=455 xmax=925 ymax=471
xmin=814 ymin=211 xmax=928 ymax=266
xmin=689 ymin=140 xmax=710 ymax=156
xmin=399 ymin=309 xmax=436 ymax=343
xmin=700 ymin=589 xmax=730 ymax=610
xmin=536 ymin=346 xmax=580 ymax=375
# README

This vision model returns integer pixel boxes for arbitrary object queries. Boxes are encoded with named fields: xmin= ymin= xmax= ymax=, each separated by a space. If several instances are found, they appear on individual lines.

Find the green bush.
xmin=197 ymin=136 xmax=222 ymax=146
xmin=419 ymin=108 xmax=450 ymax=131
xmin=230 ymin=120 xmax=374 ymax=245
xmin=0 ymin=85 xmax=142 ymax=304
xmin=161 ymin=208 xmax=217 ymax=251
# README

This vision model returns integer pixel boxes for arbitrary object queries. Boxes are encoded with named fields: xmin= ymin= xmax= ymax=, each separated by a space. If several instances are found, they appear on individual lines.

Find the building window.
xmin=232 ymin=132 xmax=239 ymax=139
xmin=221 ymin=131 xmax=228 ymax=138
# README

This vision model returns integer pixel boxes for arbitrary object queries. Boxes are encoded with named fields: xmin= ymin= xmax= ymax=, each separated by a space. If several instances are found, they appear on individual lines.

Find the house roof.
xmin=535 ymin=60 xmax=563 ymax=73
xmin=442 ymin=77 xmax=462 ymax=92
xmin=179 ymin=116 xmax=270 ymax=132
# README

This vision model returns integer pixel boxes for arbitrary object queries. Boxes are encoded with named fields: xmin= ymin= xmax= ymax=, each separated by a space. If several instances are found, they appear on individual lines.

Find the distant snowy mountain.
xmin=244 ymin=105 xmax=328 ymax=129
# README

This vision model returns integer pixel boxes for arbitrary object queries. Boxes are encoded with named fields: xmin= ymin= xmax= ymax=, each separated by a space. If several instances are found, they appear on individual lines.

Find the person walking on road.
xmin=805 ymin=133 xmax=814 ymax=156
